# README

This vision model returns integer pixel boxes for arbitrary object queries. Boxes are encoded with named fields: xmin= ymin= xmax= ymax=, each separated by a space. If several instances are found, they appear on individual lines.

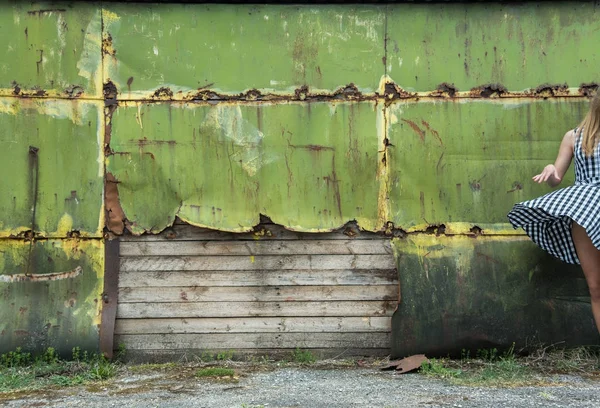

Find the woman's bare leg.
xmin=572 ymin=221 xmax=600 ymax=334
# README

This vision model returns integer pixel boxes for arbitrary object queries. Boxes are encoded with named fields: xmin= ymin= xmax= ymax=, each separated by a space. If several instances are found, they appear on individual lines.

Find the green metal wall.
xmin=1 ymin=1 xmax=599 ymax=356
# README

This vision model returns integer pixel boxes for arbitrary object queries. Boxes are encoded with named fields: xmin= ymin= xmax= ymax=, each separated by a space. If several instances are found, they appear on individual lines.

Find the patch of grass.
xmin=195 ymin=367 xmax=235 ymax=378
xmin=217 ymin=350 xmax=235 ymax=361
xmin=0 ymin=347 xmax=120 ymax=395
xmin=290 ymin=348 xmax=316 ymax=364
xmin=420 ymin=344 xmax=538 ymax=387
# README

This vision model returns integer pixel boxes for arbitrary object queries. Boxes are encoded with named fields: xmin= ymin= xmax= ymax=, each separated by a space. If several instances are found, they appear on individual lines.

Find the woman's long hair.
xmin=580 ymin=91 xmax=600 ymax=156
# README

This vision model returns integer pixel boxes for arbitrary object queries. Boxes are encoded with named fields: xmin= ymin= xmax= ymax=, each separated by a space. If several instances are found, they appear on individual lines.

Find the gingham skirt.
xmin=507 ymin=183 xmax=600 ymax=264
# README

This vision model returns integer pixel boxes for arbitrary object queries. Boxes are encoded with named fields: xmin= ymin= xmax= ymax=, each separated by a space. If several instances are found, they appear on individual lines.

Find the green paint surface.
xmin=391 ymin=235 xmax=596 ymax=358
xmin=0 ymin=239 xmax=104 ymax=355
xmin=387 ymin=99 xmax=585 ymax=228
xmin=0 ymin=99 xmax=103 ymax=237
xmin=103 ymin=4 xmax=385 ymax=96
xmin=386 ymin=2 xmax=600 ymax=92
xmin=0 ymin=2 xmax=102 ymax=97
xmin=108 ymin=101 xmax=381 ymax=233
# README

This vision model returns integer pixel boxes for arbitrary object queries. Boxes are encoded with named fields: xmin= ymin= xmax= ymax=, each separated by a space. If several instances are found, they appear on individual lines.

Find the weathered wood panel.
xmin=120 ymin=240 xmax=393 ymax=256
xmin=117 ymin=301 xmax=397 ymax=319
xmin=115 ymin=332 xmax=391 ymax=350
xmin=117 ymin=226 xmax=396 ymax=358
xmin=120 ymin=255 xmax=396 ymax=272
xmin=119 ymin=269 xmax=397 ymax=287
xmin=115 ymin=317 xmax=391 ymax=334
xmin=118 ymin=285 xmax=398 ymax=303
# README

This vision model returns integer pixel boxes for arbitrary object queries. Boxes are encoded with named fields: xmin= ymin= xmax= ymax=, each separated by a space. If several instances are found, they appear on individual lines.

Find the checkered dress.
xmin=508 ymin=128 xmax=600 ymax=264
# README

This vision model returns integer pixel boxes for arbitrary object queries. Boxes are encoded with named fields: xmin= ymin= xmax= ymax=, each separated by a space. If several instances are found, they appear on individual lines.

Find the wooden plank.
xmin=119 ymin=255 xmax=396 ymax=272
xmin=118 ymin=269 xmax=398 ymax=287
xmin=116 ymin=301 xmax=397 ymax=318
xmin=121 ymin=224 xmax=386 ymax=242
xmin=121 ymin=348 xmax=391 ymax=363
xmin=118 ymin=285 xmax=399 ymax=303
xmin=114 ymin=317 xmax=391 ymax=334
xmin=115 ymin=332 xmax=391 ymax=350
xmin=120 ymin=240 xmax=393 ymax=256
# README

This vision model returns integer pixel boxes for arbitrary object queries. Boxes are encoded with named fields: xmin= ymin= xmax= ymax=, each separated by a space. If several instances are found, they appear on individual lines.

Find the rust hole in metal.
xmin=425 ymin=224 xmax=446 ymax=236
xmin=470 ymin=226 xmax=483 ymax=236
xmin=32 ymin=86 xmax=46 ymax=97
xmin=294 ymin=85 xmax=309 ymax=100
xmin=103 ymin=81 xmax=117 ymax=105
xmin=192 ymin=89 xmax=223 ymax=101
xmin=66 ymin=230 xmax=81 ymax=239
xmin=152 ymin=87 xmax=174 ymax=99
xmin=533 ymin=83 xmax=568 ymax=97
xmin=383 ymin=82 xmax=414 ymax=102
xmin=579 ymin=82 xmax=599 ymax=97
xmin=435 ymin=82 xmax=458 ymax=97
xmin=333 ymin=83 xmax=362 ymax=100
xmin=15 ymin=230 xmax=35 ymax=240
xmin=64 ymin=85 xmax=84 ymax=98
xmin=471 ymin=83 xmax=507 ymax=98
xmin=11 ymin=81 xmax=20 ymax=95
xmin=245 ymin=89 xmax=262 ymax=101
xmin=384 ymin=221 xmax=407 ymax=238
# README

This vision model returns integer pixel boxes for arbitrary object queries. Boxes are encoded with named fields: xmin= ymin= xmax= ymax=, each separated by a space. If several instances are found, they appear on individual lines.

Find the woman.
xmin=508 ymin=91 xmax=600 ymax=333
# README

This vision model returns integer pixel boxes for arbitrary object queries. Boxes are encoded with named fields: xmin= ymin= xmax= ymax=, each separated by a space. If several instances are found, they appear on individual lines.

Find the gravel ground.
xmin=3 ymin=367 xmax=600 ymax=408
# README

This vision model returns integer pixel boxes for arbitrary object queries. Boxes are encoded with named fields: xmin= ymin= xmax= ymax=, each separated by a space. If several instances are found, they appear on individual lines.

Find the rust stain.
xmin=27 ymin=9 xmax=66 ymax=15
xmin=290 ymin=144 xmax=334 ymax=152
xmin=421 ymin=120 xmax=444 ymax=147
xmin=401 ymin=119 xmax=425 ymax=142
xmin=102 ymin=33 xmax=116 ymax=57
xmin=0 ymin=266 xmax=82 ymax=283
xmin=137 ymin=137 xmax=177 ymax=146
xmin=105 ymin=172 xmax=128 ymax=235
xmin=507 ymin=181 xmax=523 ymax=193
xmin=35 ymin=50 xmax=43 ymax=75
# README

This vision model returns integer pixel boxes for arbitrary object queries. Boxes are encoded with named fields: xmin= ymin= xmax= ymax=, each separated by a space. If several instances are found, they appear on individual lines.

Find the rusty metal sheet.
xmin=391 ymin=235 xmax=597 ymax=358
xmin=106 ymin=101 xmax=382 ymax=234
xmin=0 ymin=98 xmax=104 ymax=238
xmin=386 ymin=99 xmax=586 ymax=232
xmin=386 ymin=2 xmax=600 ymax=94
xmin=0 ymin=238 xmax=104 ymax=355
xmin=102 ymin=4 xmax=385 ymax=99
xmin=0 ymin=2 xmax=102 ymax=98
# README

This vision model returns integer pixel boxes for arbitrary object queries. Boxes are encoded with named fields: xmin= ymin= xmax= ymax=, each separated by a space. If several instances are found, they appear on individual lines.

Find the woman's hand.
xmin=533 ymin=164 xmax=561 ymax=186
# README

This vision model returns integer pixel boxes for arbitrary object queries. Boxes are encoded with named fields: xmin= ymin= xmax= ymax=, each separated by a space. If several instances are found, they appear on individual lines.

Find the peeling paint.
xmin=0 ymin=99 xmax=104 ymax=238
